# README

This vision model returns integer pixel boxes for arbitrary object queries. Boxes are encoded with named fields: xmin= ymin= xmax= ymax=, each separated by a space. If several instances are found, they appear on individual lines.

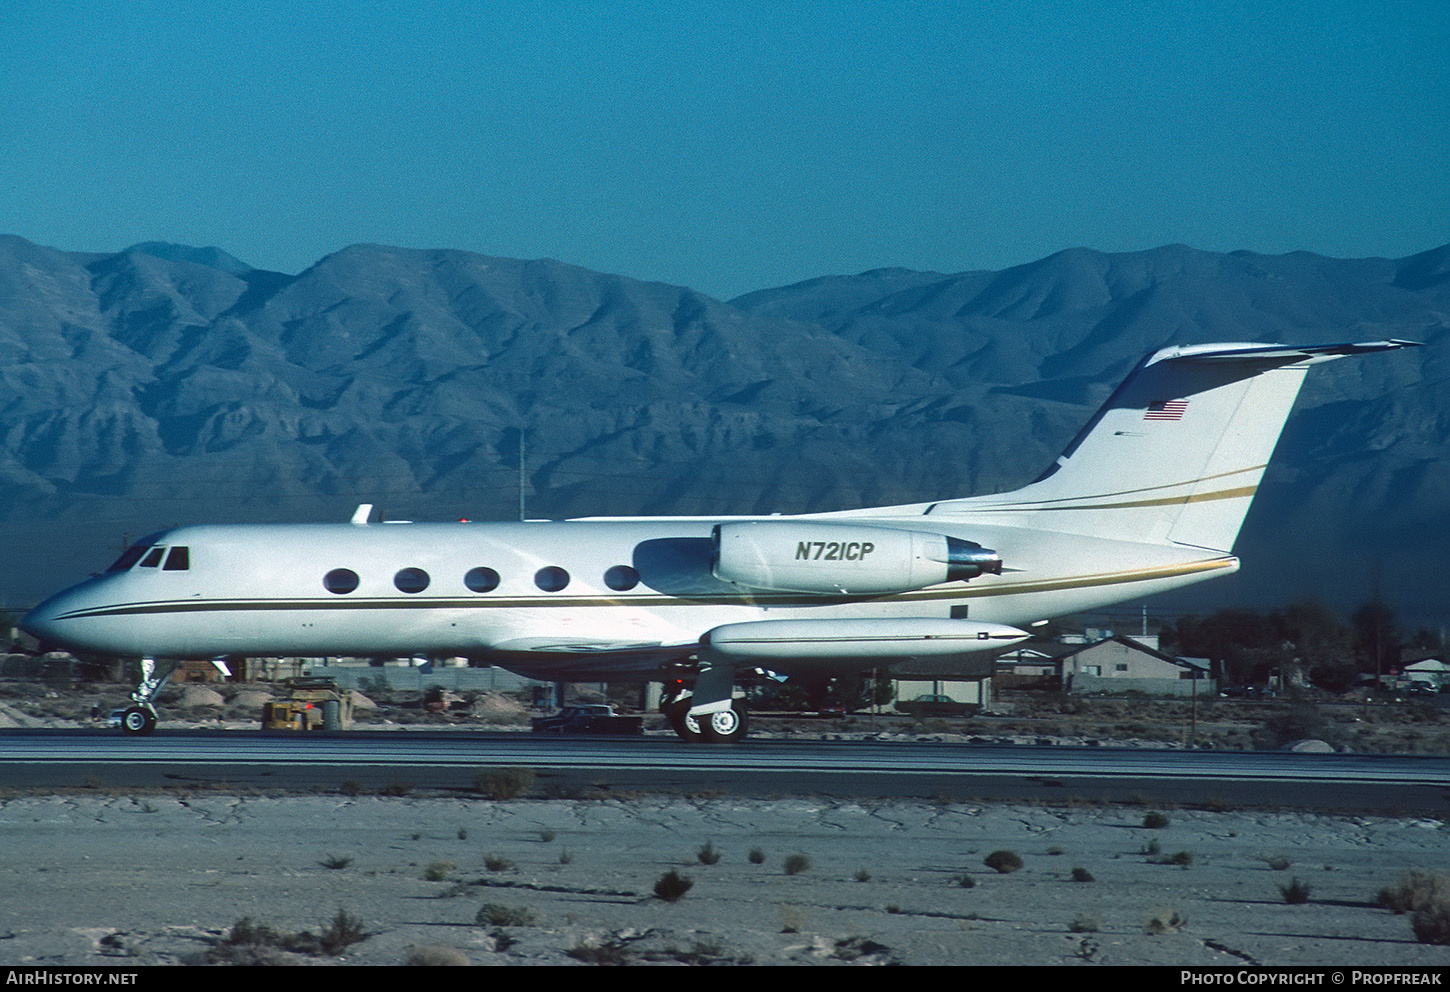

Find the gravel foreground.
xmin=0 ymin=795 xmax=1446 ymax=966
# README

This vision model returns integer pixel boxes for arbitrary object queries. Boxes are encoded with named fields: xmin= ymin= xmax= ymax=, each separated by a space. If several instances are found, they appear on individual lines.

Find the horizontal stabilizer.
xmin=1146 ymin=340 xmax=1419 ymax=365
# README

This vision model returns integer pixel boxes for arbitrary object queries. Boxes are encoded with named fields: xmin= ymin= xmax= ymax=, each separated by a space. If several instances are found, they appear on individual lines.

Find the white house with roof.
xmin=1060 ymin=635 xmax=1214 ymax=697
xmin=1402 ymin=657 xmax=1449 ymax=689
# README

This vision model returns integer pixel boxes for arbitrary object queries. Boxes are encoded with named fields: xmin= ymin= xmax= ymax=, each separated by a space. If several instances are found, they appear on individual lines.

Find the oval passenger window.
xmin=534 ymin=566 xmax=570 ymax=592
xmin=604 ymin=565 xmax=640 ymax=591
xmin=394 ymin=567 xmax=430 ymax=594
xmin=324 ymin=568 xmax=360 ymax=594
xmin=465 ymin=567 xmax=500 ymax=593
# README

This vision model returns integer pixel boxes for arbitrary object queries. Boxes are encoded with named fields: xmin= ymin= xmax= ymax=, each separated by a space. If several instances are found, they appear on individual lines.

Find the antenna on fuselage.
xmin=518 ymin=432 xmax=526 ymax=522
xmin=351 ymin=504 xmax=374 ymax=526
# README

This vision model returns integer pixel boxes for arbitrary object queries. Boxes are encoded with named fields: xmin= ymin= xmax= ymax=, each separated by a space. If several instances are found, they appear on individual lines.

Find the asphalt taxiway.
xmin=2 ymin=731 xmax=1447 ymax=811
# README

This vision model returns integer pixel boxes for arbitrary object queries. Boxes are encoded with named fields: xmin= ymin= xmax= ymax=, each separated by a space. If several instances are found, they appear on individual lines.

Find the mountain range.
xmin=1 ymin=234 xmax=1446 ymax=626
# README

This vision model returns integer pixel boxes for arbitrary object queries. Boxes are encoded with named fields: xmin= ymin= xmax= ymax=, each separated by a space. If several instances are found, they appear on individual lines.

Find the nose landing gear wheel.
xmin=120 ymin=706 xmax=157 ymax=736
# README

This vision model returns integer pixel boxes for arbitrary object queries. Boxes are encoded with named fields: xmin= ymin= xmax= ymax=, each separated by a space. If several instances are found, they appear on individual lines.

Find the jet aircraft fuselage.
xmin=24 ymin=516 xmax=1229 ymax=675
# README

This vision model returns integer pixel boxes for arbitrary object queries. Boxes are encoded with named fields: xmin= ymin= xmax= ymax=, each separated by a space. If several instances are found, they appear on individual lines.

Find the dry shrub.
xmin=220 ymin=908 xmax=366 ymax=958
xmin=475 ymin=903 xmax=539 ymax=926
xmin=1279 ymin=878 xmax=1312 ymax=904
xmin=1379 ymin=871 xmax=1450 ymax=914
xmin=984 ymin=850 xmax=1023 ymax=874
xmin=1413 ymin=895 xmax=1450 ymax=945
xmin=1145 ymin=909 xmax=1187 ymax=934
xmin=654 ymin=869 xmax=694 ymax=901
xmin=1379 ymin=871 xmax=1450 ymax=945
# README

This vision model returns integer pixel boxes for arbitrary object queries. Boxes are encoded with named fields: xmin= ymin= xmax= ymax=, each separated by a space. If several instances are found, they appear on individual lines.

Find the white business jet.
xmin=21 ymin=340 xmax=1415 ymax=739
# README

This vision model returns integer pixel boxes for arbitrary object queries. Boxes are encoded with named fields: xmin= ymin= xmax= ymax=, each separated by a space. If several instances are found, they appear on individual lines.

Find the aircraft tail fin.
xmin=929 ymin=341 xmax=1416 ymax=552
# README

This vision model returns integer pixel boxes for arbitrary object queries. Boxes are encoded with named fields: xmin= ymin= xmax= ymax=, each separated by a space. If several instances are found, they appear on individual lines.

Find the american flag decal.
xmin=1144 ymin=399 xmax=1189 ymax=421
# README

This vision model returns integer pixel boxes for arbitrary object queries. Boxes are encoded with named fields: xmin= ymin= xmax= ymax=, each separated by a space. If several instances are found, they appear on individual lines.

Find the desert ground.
xmin=0 ymin=791 xmax=1447 ymax=966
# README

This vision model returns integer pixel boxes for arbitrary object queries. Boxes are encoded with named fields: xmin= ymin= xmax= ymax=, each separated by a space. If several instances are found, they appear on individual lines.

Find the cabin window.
xmin=604 ymin=565 xmax=639 ymax=591
xmin=324 ymin=568 xmax=360 ymax=594
xmin=139 ymin=547 xmax=166 ymax=568
xmin=163 ymin=546 xmax=190 ymax=571
xmin=394 ymin=567 xmax=430 ymax=594
xmin=465 ymin=567 xmax=499 ymax=593
xmin=535 ymin=566 xmax=570 ymax=592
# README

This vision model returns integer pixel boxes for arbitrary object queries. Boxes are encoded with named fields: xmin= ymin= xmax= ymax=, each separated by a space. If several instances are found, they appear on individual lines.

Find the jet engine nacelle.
xmin=711 ymin=521 xmax=1002 ymax=595
xmin=704 ymin=617 xmax=1030 ymax=663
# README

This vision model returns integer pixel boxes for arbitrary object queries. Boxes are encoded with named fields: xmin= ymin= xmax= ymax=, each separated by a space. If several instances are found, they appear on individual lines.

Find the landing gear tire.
xmin=699 ymin=700 xmax=748 ymax=744
xmin=120 ymin=706 xmax=156 ymax=736
xmin=667 ymin=701 xmax=704 ymax=743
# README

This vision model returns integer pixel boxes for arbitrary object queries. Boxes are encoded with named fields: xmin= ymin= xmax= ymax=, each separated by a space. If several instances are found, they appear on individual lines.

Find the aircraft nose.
xmin=20 ymin=584 xmax=99 ymax=653
xmin=20 ymin=596 xmax=66 ymax=647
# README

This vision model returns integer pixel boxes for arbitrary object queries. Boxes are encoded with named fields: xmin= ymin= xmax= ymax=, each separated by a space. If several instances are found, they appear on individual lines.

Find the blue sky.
xmin=2 ymin=0 xmax=1446 ymax=299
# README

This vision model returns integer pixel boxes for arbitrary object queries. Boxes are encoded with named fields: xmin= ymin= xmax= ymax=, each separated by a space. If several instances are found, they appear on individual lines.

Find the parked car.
xmin=1219 ymin=686 xmax=1275 ymax=699
xmin=894 ymin=693 xmax=970 ymax=716
xmin=530 ymin=704 xmax=644 ymax=735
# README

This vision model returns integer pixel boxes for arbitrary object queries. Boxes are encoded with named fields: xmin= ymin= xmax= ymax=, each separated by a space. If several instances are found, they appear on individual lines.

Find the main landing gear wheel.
xmin=667 ymin=701 xmax=704 ymax=743
xmin=699 ymin=700 xmax=748 ymax=744
xmin=120 ymin=706 xmax=157 ymax=736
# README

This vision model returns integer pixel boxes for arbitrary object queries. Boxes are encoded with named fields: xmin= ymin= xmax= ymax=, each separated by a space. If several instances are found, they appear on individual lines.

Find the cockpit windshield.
xmin=104 ymin=533 xmax=170 ymax=572
xmin=106 ymin=544 xmax=150 ymax=572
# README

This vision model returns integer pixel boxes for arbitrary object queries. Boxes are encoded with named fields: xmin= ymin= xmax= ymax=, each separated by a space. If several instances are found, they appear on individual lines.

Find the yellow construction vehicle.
xmin=261 ymin=677 xmax=354 ymax=731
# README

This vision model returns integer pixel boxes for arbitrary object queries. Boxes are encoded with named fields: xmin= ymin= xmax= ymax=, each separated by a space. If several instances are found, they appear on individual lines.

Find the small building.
xmin=1060 ymin=635 xmax=1215 ymax=697
xmin=893 ymin=677 xmax=989 ymax=709
xmin=994 ymin=645 xmax=1060 ymax=677
xmin=1401 ymin=657 xmax=1449 ymax=689
xmin=993 ymin=643 xmax=1081 ymax=690
xmin=888 ymin=653 xmax=995 ymax=711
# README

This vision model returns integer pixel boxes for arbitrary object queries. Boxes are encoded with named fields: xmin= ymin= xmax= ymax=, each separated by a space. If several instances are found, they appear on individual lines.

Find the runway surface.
xmin=3 ymin=730 xmax=1447 ymax=811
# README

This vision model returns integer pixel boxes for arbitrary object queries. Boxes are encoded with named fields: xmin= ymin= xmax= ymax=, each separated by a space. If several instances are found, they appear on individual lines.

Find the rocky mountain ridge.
xmin=2 ymin=235 xmax=1445 ymax=623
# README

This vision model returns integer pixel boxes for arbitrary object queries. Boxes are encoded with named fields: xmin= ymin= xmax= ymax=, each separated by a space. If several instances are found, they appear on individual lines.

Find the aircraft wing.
xmin=490 ymin=637 xmax=690 ymax=654
xmin=484 ymin=637 xmax=700 ymax=681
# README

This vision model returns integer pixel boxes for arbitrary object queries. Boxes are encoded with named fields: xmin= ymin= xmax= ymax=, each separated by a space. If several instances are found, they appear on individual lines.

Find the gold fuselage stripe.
xmin=52 ymin=557 xmax=1237 ymax=621
xmin=994 ymin=485 xmax=1257 ymax=514
xmin=992 ymin=464 xmax=1266 ymax=507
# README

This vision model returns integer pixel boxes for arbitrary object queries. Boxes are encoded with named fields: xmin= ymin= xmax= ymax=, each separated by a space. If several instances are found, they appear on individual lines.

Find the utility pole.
xmin=518 ymin=432 xmax=526 ymax=522
xmin=1190 ymin=668 xmax=1197 ymax=745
